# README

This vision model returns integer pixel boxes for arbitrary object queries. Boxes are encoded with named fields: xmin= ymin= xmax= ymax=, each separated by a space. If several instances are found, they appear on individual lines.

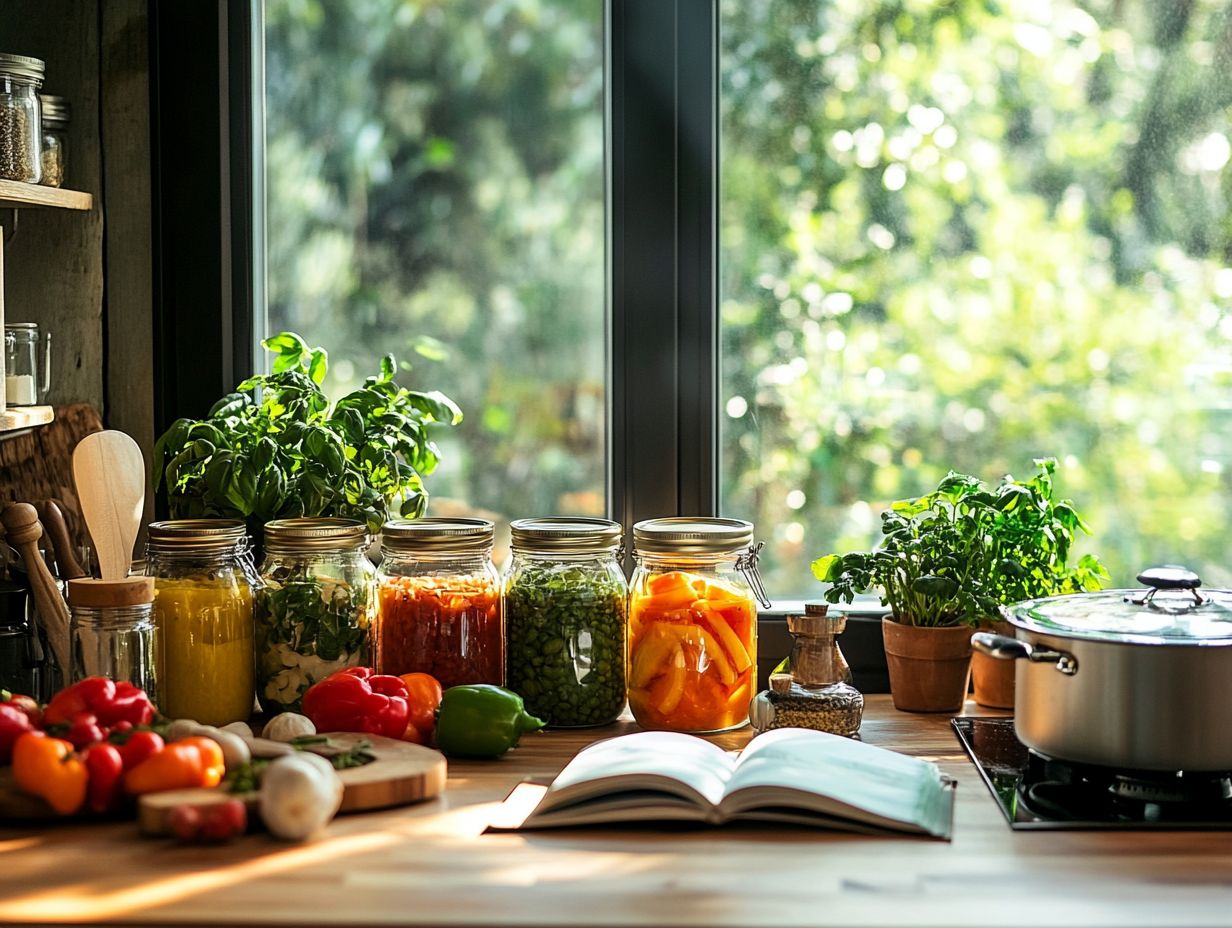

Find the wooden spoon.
xmin=38 ymin=499 xmax=86 ymax=580
xmin=72 ymin=431 xmax=145 ymax=580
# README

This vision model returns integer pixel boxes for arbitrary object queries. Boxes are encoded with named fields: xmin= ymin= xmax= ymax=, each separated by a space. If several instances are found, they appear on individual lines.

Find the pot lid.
xmin=1005 ymin=566 xmax=1232 ymax=646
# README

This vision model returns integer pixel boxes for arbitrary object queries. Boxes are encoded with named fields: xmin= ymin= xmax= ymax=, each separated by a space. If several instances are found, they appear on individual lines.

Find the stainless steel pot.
xmin=972 ymin=566 xmax=1232 ymax=772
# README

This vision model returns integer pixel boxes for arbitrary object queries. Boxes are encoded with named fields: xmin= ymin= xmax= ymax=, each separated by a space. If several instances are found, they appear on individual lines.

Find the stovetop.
xmin=951 ymin=717 xmax=1232 ymax=830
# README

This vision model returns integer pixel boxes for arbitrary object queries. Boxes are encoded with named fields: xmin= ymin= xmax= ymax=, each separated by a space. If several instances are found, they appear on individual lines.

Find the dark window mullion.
xmin=609 ymin=0 xmax=718 ymax=535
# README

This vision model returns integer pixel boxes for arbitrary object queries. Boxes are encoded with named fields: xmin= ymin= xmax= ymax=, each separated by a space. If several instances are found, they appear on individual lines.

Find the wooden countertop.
xmin=2 ymin=696 xmax=1230 ymax=928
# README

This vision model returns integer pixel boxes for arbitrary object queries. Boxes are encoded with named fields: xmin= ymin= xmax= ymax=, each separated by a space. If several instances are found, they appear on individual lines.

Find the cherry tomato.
xmin=399 ymin=673 xmax=444 ymax=745
xmin=116 ymin=730 xmax=165 ymax=771
xmin=198 ymin=799 xmax=247 ymax=843
xmin=167 ymin=804 xmax=203 ymax=842
xmin=64 ymin=712 xmax=107 ymax=749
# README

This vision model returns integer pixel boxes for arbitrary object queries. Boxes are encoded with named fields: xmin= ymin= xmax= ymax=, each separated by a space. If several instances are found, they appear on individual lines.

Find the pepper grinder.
xmin=749 ymin=602 xmax=864 ymax=737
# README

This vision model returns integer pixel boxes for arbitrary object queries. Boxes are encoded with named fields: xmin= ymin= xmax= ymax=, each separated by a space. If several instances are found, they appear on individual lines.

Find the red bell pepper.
xmin=302 ymin=667 xmax=410 ymax=739
xmin=82 ymin=742 xmax=125 ymax=813
xmin=2 ymin=690 xmax=42 ymax=727
xmin=42 ymin=677 xmax=155 ymax=729
xmin=64 ymin=712 xmax=108 ymax=750
xmin=0 ymin=702 xmax=35 ymax=764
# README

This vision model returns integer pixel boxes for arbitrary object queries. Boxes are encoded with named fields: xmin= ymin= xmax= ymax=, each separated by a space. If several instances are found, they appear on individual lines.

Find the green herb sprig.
xmin=153 ymin=332 xmax=462 ymax=533
xmin=811 ymin=458 xmax=1110 ymax=628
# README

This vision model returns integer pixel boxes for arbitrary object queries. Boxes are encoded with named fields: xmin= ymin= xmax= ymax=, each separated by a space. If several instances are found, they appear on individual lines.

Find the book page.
xmin=537 ymin=731 xmax=737 ymax=812
xmin=722 ymin=728 xmax=954 ymax=837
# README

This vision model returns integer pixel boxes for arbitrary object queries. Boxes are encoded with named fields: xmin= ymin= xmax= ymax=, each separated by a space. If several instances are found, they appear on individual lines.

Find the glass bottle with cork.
xmin=749 ymin=602 xmax=864 ymax=737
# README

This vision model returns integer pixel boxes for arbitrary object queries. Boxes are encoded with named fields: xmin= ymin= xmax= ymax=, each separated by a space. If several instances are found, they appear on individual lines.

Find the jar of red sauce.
xmin=628 ymin=518 xmax=769 ymax=733
xmin=375 ymin=518 xmax=503 ymax=688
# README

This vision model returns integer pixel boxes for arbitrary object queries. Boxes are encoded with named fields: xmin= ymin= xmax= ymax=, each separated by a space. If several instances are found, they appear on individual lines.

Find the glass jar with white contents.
xmin=255 ymin=518 xmax=375 ymax=713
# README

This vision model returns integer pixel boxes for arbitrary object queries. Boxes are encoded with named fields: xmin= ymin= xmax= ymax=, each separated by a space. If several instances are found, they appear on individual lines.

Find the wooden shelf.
xmin=0 ymin=179 xmax=92 ymax=211
xmin=0 ymin=405 xmax=53 ymax=434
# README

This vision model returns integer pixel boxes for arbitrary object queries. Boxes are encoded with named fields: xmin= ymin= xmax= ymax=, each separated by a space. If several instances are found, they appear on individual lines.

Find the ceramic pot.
xmin=881 ymin=617 xmax=973 ymax=713
xmin=971 ymin=619 xmax=1015 ymax=709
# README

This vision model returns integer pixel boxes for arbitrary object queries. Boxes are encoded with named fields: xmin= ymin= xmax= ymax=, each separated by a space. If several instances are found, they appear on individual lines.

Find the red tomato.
xmin=199 ymin=799 xmax=247 ymax=843
xmin=398 ymin=673 xmax=444 ymax=745
xmin=115 ymin=730 xmax=165 ymax=771
xmin=167 ymin=804 xmax=202 ymax=842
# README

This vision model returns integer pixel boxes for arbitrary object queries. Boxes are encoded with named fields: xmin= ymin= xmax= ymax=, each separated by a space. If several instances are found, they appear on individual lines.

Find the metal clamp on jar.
xmin=628 ymin=517 xmax=767 ymax=733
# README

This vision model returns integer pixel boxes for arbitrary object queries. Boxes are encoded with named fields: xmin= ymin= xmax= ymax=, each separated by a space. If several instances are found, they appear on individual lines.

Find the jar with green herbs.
xmin=504 ymin=517 xmax=627 ymax=727
xmin=146 ymin=520 xmax=257 ymax=727
xmin=255 ymin=518 xmax=374 ymax=713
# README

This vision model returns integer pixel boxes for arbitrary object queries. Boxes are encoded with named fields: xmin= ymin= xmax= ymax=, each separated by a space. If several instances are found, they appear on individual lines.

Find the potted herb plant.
xmin=811 ymin=459 xmax=1107 ymax=712
xmin=153 ymin=332 xmax=462 ymax=543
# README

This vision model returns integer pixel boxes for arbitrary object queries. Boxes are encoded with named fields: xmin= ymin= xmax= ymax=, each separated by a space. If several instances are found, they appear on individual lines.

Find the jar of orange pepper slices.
xmin=628 ymin=518 xmax=770 ymax=733
xmin=375 ymin=518 xmax=504 ymax=688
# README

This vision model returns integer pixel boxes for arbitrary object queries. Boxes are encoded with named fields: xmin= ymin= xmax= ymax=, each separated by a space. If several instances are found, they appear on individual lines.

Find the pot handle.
xmin=971 ymin=632 xmax=1079 ymax=676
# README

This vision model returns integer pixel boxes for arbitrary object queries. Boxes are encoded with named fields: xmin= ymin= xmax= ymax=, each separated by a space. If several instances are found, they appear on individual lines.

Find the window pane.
xmin=720 ymin=0 xmax=1232 ymax=594
xmin=264 ymin=0 xmax=606 ymax=543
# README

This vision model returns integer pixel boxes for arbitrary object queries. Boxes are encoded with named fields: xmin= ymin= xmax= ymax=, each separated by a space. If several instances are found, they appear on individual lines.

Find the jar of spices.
xmin=0 ymin=54 xmax=43 ymax=183
xmin=628 ymin=518 xmax=769 ymax=733
xmin=504 ymin=517 xmax=627 ymax=727
xmin=67 ymin=577 xmax=159 ymax=701
xmin=38 ymin=94 xmax=66 ymax=187
xmin=146 ymin=520 xmax=256 ymax=726
xmin=375 ymin=518 xmax=503 ymax=688
xmin=255 ymin=518 xmax=374 ymax=713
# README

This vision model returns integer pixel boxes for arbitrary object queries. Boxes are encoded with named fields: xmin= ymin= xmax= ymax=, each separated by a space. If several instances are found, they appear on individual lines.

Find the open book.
xmin=488 ymin=728 xmax=955 ymax=839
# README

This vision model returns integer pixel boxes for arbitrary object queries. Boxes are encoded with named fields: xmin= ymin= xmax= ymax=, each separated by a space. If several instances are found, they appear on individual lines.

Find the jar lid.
xmin=632 ymin=517 xmax=754 ymax=556
xmin=510 ymin=517 xmax=622 ymax=554
xmin=0 ymin=54 xmax=45 ymax=83
xmin=264 ymin=517 xmax=368 ymax=554
xmin=1004 ymin=566 xmax=1232 ymax=646
xmin=382 ymin=517 xmax=494 ymax=554
xmin=68 ymin=577 xmax=154 ymax=608
xmin=147 ymin=519 xmax=247 ymax=555
xmin=4 ymin=322 xmax=38 ymax=331
xmin=40 ymin=94 xmax=68 ymax=125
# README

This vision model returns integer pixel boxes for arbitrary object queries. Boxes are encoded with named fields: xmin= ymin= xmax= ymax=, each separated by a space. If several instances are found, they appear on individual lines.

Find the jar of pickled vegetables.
xmin=256 ymin=518 xmax=375 ymax=713
xmin=628 ymin=518 xmax=769 ymax=733
xmin=146 ymin=520 xmax=257 ymax=726
xmin=376 ymin=518 xmax=503 ymax=688
xmin=505 ymin=517 xmax=627 ymax=727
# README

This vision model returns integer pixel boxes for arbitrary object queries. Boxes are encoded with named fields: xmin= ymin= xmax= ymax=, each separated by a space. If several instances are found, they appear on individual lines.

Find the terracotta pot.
xmin=971 ymin=619 xmax=1016 ymax=709
xmin=881 ymin=617 xmax=973 ymax=713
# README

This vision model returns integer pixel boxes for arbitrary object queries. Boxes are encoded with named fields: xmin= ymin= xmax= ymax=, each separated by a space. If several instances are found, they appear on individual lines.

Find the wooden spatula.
xmin=72 ymin=431 xmax=146 ymax=580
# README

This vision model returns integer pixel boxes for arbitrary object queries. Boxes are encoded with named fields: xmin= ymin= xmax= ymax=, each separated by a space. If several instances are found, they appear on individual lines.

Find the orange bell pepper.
xmin=124 ymin=736 xmax=225 ymax=796
xmin=12 ymin=731 xmax=88 ymax=815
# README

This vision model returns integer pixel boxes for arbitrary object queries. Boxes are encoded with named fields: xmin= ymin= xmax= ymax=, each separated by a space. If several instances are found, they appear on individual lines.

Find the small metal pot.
xmin=972 ymin=567 xmax=1232 ymax=772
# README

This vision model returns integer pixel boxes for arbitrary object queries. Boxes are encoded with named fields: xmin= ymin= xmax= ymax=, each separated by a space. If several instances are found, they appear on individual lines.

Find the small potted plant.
xmin=812 ymin=460 xmax=1107 ymax=712
xmin=153 ymin=332 xmax=462 ymax=543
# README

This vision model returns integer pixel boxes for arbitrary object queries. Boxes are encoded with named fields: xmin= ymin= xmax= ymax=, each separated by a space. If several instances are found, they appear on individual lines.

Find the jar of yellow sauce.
xmin=146 ymin=520 xmax=257 ymax=725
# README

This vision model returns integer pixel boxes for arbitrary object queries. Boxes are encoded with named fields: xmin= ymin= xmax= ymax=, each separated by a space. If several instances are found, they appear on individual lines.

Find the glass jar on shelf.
xmin=67 ymin=577 xmax=158 ymax=701
xmin=5 ymin=323 xmax=51 ymax=406
xmin=375 ymin=518 xmax=503 ymax=688
xmin=628 ymin=517 xmax=769 ymax=733
xmin=504 ymin=517 xmax=627 ymax=727
xmin=146 ymin=519 xmax=256 ymax=726
xmin=255 ymin=517 xmax=374 ymax=713
xmin=38 ymin=94 xmax=67 ymax=187
xmin=0 ymin=53 xmax=43 ymax=183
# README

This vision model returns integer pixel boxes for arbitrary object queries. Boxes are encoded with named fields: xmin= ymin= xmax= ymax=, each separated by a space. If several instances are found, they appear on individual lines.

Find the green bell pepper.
xmin=434 ymin=684 xmax=545 ymax=759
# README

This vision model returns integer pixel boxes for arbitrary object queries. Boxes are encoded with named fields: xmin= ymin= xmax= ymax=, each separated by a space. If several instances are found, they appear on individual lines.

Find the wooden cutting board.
xmin=0 ymin=734 xmax=447 ymax=829
xmin=137 ymin=733 xmax=447 ymax=835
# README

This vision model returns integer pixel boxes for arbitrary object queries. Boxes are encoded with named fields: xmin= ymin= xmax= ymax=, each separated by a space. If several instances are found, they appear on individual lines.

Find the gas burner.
xmin=952 ymin=717 xmax=1232 ymax=831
